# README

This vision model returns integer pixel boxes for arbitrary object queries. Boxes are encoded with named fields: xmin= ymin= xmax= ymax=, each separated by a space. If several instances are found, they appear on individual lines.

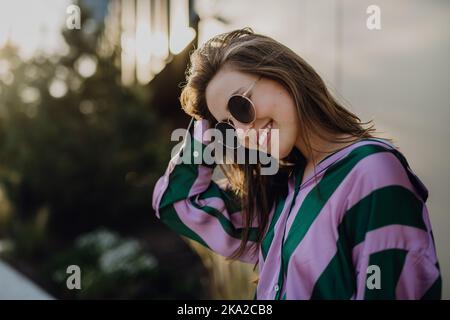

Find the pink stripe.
xmin=420 ymin=205 xmax=439 ymax=265
xmin=195 ymin=196 xmax=258 ymax=229
xmin=152 ymin=175 xmax=167 ymax=219
xmin=153 ymin=118 xmax=214 ymax=218
xmin=153 ymin=123 xmax=260 ymax=263
xmin=312 ymin=138 xmax=397 ymax=180
xmin=173 ymin=200 xmax=258 ymax=263
xmin=152 ymin=131 xmax=193 ymax=218
xmin=284 ymin=174 xmax=325 ymax=240
xmin=192 ymin=166 xmax=258 ymax=228
xmin=275 ymin=175 xmax=325 ymax=299
xmin=352 ymin=226 xmax=430 ymax=268
xmin=188 ymin=165 xmax=215 ymax=197
xmin=152 ymin=150 xmax=183 ymax=218
xmin=254 ymin=200 xmax=278 ymax=298
xmin=256 ymin=178 xmax=296 ymax=299
xmin=352 ymin=225 xmax=433 ymax=299
xmin=173 ymin=163 xmax=258 ymax=263
xmin=395 ymin=249 xmax=440 ymax=299
xmin=285 ymin=151 xmax=418 ymax=299
xmin=258 ymin=243 xmax=264 ymax=270
xmin=279 ymin=138 xmax=397 ymax=223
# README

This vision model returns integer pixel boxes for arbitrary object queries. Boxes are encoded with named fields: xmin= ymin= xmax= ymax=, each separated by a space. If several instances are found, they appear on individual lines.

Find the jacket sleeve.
xmin=350 ymin=148 xmax=441 ymax=299
xmin=152 ymin=119 xmax=259 ymax=264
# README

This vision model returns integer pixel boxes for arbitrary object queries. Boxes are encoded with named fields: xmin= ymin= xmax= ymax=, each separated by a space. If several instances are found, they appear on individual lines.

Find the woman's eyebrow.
xmin=232 ymin=86 xmax=245 ymax=96
xmin=231 ymin=86 xmax=253 ymax=98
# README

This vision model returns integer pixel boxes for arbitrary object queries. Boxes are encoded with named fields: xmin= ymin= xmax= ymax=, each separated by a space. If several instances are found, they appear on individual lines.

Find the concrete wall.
xmin=197 ymin=0 xmax=450 ymax=298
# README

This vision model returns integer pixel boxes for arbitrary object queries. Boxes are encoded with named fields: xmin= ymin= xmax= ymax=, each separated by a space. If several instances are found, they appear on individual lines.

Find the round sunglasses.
xmin=214 ymin=75 xmax=263 ymax=149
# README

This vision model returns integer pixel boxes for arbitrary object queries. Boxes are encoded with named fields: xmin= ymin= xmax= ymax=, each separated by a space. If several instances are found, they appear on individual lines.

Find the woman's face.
xmin=205 ymin=66 xmax=301 ymax=159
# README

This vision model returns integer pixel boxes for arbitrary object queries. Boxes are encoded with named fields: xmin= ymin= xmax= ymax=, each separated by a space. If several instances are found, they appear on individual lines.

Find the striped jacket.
xmin=152 ymin=119 xmax=441 ymax=300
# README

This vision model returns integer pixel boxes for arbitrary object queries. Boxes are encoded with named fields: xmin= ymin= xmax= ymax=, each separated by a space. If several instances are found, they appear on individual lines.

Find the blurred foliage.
xmin=45 ymin=228 xmax=158 ymax=299
xmin=43 ymin=228 xmax=203 ymax=299
xmin=0 ymin=16 xmax=168 ymax=240
xmin=0 ymin=1 xmax=255 ymax=300
xmin=0 ymin=4 xmax=206 ymax=299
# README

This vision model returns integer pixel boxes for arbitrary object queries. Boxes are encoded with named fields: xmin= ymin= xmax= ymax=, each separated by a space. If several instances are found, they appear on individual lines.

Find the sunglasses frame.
xmin=214 ymin=75 xmax=263 ymax=149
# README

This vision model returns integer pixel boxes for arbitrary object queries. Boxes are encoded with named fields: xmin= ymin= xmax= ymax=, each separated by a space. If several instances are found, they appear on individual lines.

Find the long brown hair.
xmin=179 ymin=27 xmax=387 ymax=263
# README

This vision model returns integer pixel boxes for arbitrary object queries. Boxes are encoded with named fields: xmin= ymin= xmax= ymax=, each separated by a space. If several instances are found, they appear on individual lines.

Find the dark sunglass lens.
xmin=215 ymin=122 xmax=239 ymax=148
xmin=228 ymin=96 xmax=255 ymax=124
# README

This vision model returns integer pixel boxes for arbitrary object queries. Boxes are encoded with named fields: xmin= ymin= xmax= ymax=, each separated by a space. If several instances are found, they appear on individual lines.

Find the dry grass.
xmin=184 ymin=237 xmax=258 ymax=299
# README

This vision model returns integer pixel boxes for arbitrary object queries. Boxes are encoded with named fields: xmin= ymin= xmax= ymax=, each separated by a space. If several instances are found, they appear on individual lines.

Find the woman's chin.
xmin=271 ymin=144 xmax=289 ymax=160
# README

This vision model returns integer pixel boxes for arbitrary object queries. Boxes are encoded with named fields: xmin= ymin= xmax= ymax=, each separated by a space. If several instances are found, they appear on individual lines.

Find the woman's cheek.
xmin=276 ymin=130 xmax=291 ymax=159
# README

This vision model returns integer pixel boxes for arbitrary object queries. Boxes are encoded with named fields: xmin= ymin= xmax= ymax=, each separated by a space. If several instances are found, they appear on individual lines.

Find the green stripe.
xmin=364 ymin=249 xmax=408 ymax=299
xmin=343 ymin=185 xmax=426 ymax=247
xmin=160 ymin=135 xmax=215 ymax=209
xmin=158 ymin=133 xmax=242 ymax=248
xmin=158 ymin=143 xmax=202 ymax=245
xmin=197 ymin=182 xmax=242 ymax=214
xmin=190 ymin=202 xmax=260 ymax=241
xmin=262 ymin=164 xmax=304 ymax=261
xmin=310 ymin=235 xmax=356 ymax=299
xmin=160 ymin=204 xmax=210 ymax=248
xmin=310 ymin=185 xmax=426 ymax=299
xmin=421 ymin=271 xmax=441 ymax=300
xmin=189 ymin=134 xmax=242 ymax=214
xmin=282 ymin=144 xmax=393 ymax=275
xmin=364 ymin=138 xmax=428 ymax=202
xmin=159 ymin=163 xmax=196 ymax=209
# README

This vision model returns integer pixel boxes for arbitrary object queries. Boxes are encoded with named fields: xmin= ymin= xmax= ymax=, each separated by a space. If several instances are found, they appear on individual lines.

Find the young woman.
xmin=152 ymin=28 xmax=441 ymax=299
